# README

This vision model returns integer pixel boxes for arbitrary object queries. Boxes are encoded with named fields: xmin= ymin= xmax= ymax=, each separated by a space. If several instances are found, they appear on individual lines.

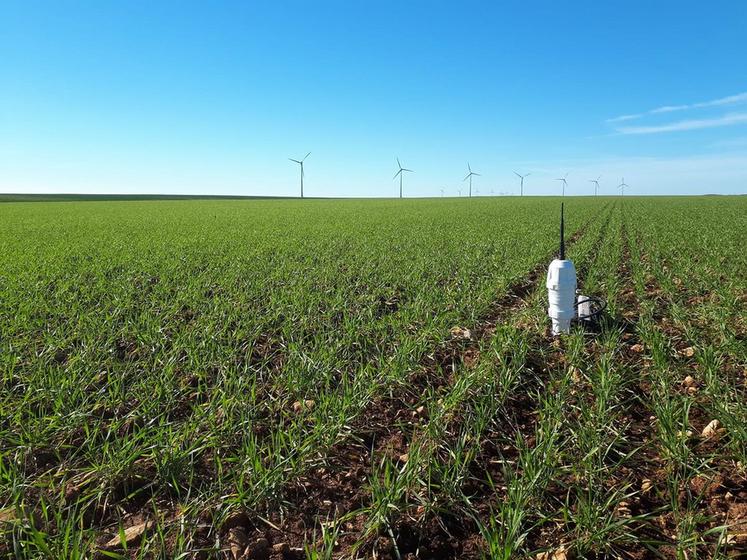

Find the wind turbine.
xmin=618 ymin=177 xmax=628 ymax=196
xmin=458 ymin=187 xmax=463 ymax=197
xmin=463 ymin=163 xmax=480 ymax=198
xmin=440 ymin=187 xmax=445 ymax=197
xmin=589 ymin=176 xmax=601 ymax=196
xmin=393 ymin=158 xmax=414 ymax=198
xmin=513 ymin=171 xmax=530 ymax=196
xmin=555 ymin=172 xmax=569 ymax=196
xmin=288 ymin=152 xmax=311 ymax=198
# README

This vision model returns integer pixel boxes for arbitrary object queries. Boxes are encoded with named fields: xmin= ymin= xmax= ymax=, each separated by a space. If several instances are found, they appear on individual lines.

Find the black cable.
xmin=573 ymin=295 xmax=607 ymax=321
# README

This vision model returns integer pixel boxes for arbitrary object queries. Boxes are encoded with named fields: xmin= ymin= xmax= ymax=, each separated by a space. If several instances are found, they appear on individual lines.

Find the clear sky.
xmin=2 ymin=1 xmax=746 ymax=197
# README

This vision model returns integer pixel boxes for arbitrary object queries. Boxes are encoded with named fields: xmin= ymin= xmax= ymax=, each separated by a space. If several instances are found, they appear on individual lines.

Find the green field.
xmin=1 ymin=197 xmax=745 ymax=559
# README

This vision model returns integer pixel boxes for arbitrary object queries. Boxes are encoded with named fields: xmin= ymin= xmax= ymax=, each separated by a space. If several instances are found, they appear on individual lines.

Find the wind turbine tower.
xmin=555 ymin=173 xmax=569 ymax=196
xmin=393 ymin=158 xmax=414 ymax=198
xmin=289 ymin=152 xmax=311 ymax=198
xmin=514 ymin=171 xmax=530 ymax=196
xmin=463 ymin=163 xmax=480 ymax=198
xmin=618 ymin=177 xmax=628 ymax=196
xmin=589 ymin=176 xmax=601 ymax=196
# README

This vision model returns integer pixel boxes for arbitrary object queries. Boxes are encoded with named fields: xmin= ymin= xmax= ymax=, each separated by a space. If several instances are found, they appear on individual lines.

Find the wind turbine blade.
xmin=393 ymin=170 xmax=402 ymax=180
xmin=474 ymin=172 xmax=481 ymax=176
xmin=397 ymin=157 xmax=402 ymax=168
xmin=302 ymin=152 xmax=311 ymax=162
xmin=403 ymin=168 xmax=414 ymax=173
xmin=525 ymin=173 xmax=531 ymax=177
xmin=468 ymin=163 xmax=472 ymax=172
xmin=289 ymin=158 xmax=301 ymax=164
xmin=463 ymin=174 xmax=470 ymax=181
xmin=514 ymin=171 xmax=521 ymax=178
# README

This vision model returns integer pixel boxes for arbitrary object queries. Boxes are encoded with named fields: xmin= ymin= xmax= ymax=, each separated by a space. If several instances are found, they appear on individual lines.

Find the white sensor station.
xmin=547 ymin=203 xmax=577 ymax=335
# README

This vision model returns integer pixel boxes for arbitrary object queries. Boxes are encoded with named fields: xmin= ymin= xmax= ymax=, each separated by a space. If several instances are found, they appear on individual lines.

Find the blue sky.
xmin=2 ymin=1 xmax=746 ymax=197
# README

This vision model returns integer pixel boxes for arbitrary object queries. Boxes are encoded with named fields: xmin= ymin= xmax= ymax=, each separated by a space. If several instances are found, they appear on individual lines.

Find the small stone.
xmin=630 ymin=344 xmax=644 ymax=353
xmin=682 ymin=375 xmax=697 ymax=388
xmin=398 ymin=453 xmax=409 ymax=463
xmin=641 ymin=479 xmax=653 ymax=494
xmin=681 ymin=346 xmax=695 ymax=358
xmin=702 ymin=419 xmax=721 ymax=439
xmin=104 ymin=520 xmax=153 ymax=549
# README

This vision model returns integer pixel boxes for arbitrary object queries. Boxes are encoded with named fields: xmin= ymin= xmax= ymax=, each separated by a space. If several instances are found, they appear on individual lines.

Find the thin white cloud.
xmin=608 ymin=91 xmax=747 ymax=123
xmin=605 ymin=113 xmax=642 ymax=123
xmin=617 ymin=112 xmax=747 ymax=135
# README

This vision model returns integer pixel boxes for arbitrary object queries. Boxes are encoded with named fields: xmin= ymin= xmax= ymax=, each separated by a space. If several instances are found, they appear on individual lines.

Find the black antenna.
xmin=559 ymin=203 xmax=565 ymax=260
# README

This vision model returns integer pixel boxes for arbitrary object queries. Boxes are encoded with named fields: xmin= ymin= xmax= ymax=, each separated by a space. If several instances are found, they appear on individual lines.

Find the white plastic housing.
xmin=547 ymin=259 xmax=577 ymax=335
xmin=577 ymin=294 xmax=592 ymax=322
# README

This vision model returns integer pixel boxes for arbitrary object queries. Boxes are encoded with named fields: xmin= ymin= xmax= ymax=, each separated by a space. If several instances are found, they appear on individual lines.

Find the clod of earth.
xmin=0 ymin=509 xmax=15 ymax=525
xmin=272 ymin=542 xmax=289 ymax=555
xmin=449 ymin=326 xmax=472 ymax=340
xmin=680 ymin=346 xmax=696 ymax=358
xmin=292 ymin=399 xmax=315 ymax=414
xmin=242 ymin=537 xmax=270 ymax=560
xmin=227 ymin=526 xmax=248 ymax=559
